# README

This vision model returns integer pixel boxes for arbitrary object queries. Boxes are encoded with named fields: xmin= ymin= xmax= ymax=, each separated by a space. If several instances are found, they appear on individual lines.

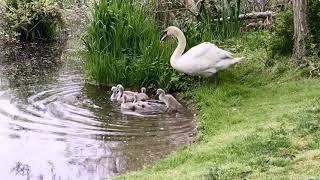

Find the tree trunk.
xmin=293 ymin=0 xmax=308 ymax=65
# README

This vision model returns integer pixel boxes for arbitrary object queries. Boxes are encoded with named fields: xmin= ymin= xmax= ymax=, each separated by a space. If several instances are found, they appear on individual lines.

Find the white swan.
xmin=156 ymin=89 xmax=184 ymax=113
xmin=160 ymin=26 xmax=243 ymax=79
xmin=110 ymin=86 xmax=118 ymax=101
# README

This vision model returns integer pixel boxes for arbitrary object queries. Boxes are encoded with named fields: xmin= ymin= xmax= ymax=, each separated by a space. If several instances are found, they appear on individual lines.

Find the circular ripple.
xmin=0 ymin=83 xmax=196 ymax=143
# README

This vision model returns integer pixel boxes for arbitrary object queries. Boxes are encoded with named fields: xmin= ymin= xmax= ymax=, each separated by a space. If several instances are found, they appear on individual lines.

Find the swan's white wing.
xmin=184 ymin=42 xmax=234 ymax=60
xmin=175 ymin=42 xmax=238 ymax=76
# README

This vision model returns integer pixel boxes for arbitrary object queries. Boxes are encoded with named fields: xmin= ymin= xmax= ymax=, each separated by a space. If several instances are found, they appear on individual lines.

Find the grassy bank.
xmin=117 ymin=31 xmax=320 ymax=179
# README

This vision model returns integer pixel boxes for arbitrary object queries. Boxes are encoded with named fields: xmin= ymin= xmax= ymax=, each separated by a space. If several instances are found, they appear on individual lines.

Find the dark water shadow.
xmin=0 ymin=40 xmax=66 ymax=100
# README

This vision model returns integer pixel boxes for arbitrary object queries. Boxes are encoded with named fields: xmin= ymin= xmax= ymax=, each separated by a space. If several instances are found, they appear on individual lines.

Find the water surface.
xmin=0 ymin=30 xmax=196 ymax=180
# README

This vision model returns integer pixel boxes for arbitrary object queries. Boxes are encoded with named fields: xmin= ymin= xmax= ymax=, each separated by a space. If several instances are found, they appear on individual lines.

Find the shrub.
xmin=82 ymin=0 xmax=193 ymax=91
xmin=3 ymin=0 xmax=63 ymax=41
xmin=307 ymin=0 xmax=320 ymax=47
xmin=268 ymin=7 xmax=294 ymax=59
xmin=269 ymin=1 xmax=320 ymax=59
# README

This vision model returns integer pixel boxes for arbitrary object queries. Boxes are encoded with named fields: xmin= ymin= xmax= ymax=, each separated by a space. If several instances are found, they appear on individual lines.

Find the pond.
xmin=0 ymin=22 xmax=196 ymax=180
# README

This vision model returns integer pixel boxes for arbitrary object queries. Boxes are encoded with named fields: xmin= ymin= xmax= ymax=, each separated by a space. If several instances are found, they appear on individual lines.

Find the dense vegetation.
xmin=269 ymin=1 xmax=320 ymax=61
xmin=307 ymin=0 xmax=320 ymax=49
xmin=3 ymin=0 xmax=63 ymax=41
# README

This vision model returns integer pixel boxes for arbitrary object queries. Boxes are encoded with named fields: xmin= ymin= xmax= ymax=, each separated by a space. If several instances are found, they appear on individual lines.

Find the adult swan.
xmin=160 ymin=26 xmax=243 ymax=83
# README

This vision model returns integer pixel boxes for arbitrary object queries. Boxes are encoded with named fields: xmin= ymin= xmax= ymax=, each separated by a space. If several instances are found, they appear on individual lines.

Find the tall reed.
xmin=82 ymin=0 xmax=191 ymax=91
xmin=179 ymin=0 xmax=241 ymax=46
xmin=211 ymin=0 xmax=241 ymax=40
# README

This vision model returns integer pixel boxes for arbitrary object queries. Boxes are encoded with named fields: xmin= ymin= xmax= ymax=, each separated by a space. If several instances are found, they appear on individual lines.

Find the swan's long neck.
xmin=170 ymin=29 xmax=186 ymax=68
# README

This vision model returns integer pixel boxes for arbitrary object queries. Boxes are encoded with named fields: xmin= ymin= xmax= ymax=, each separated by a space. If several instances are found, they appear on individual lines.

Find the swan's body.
xmin=156 ymin=89 xmax=184 ymax=113
xmin=110 ymin=86 xmax=118 ymax=101
xmin=116 ymin=84 xmax=135 ymax=103
xmin=160 ymin=26 xmax=243 ymax=77
xmin=136 ymin=87 xmax=149 ymax=101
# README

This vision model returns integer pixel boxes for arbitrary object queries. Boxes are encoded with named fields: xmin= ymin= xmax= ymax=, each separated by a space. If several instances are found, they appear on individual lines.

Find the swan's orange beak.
xmin=160 ymin=31 xmax=167 ymax=43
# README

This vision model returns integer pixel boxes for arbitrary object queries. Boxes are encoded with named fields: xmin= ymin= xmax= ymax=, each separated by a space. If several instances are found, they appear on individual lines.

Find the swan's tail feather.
xmin=234 ymin=57 xmax=244 ymax=63
xmin=215 ymin=57 xmax=244 ymax=70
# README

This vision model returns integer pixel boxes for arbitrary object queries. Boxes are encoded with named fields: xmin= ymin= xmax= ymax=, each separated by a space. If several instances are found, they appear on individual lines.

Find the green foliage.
xmin=218 ymin=0 xmax=241 ymax=39
xmin=307 ymin=0 xmax=320 ymax=47
xmin=82 ymin=0 xmax=193 ymax=91
xmin=207 ymin=165 xmax=251 ymax=180
xmin=206 ymin=128 xmax=294 ymax=179
xmin=269 ymin=1 xmax=320 ymax=61
xmin=3 ymin=0 xmax=63 ymax=41
xmin=268 ymin=7 xmax=294 ymax=59
xmin=307 ymin=0 xmax=320 ymax=65
xmin=294 ymin=98 xmax=320 ymax=136
xmin=195 ymin=0 xmax=242 ymax=41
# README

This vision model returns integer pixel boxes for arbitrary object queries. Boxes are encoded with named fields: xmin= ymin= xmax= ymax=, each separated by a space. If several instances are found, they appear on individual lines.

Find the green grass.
xmin=117 ymin=31 xmax=320 ymax=179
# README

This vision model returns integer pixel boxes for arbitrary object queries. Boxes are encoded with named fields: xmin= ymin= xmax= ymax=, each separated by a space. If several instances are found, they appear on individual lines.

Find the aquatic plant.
xmin=3 ymin=0 xmax=63 ymax=41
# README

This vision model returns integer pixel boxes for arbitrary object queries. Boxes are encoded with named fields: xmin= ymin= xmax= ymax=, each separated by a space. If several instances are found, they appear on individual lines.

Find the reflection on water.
xmin=0 ymin=40 xmax=196 ymax=179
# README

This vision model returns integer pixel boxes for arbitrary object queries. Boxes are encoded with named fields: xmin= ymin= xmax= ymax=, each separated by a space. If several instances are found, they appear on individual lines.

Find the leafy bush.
xmin=3 ymin=0 xmax=63 ymax=41
xmin=307 ymin=0 xmax=320 ymax=47
xmin=82 ymin=0 xmax=193 ymax=91
xmin=268 ymin=7 xmax=294 ymax=59
xmin=269 ymin=1 xmax=320 ymax=60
